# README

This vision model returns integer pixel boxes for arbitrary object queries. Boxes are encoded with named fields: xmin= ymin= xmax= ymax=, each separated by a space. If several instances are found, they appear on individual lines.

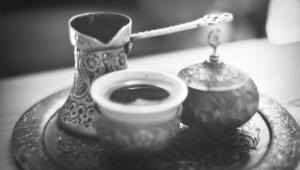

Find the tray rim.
xmin=11 ymin=88 xmax=300 ymax=170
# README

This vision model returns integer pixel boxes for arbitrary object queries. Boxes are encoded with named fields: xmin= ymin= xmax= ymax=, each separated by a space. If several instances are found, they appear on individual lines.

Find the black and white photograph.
xmin=1 ymin=0 xmax=300 ymax=170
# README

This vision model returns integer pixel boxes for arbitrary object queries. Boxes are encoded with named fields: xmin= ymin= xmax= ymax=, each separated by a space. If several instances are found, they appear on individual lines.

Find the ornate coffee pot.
xmin=56 ymin=12 xmax=132 ymax=138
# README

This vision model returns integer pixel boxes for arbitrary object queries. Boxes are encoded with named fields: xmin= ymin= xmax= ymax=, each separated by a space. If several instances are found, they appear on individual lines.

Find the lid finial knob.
xmin=208 ymin=28 xmax=221 ymax=63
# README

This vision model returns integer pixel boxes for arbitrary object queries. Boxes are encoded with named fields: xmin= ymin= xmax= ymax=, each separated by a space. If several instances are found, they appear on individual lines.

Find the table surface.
xmin=1 ymin=38 xmax=300 ymax=170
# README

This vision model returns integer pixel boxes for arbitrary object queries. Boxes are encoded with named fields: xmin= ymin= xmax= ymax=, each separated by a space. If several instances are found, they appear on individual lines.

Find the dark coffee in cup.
xmin=109 ymin=84 xmax=170 ymax=105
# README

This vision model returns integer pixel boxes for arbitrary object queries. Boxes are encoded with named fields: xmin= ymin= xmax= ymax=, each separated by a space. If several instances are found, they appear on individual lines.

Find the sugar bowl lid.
xmin=178 ymin=29 xmax=250 ymax=91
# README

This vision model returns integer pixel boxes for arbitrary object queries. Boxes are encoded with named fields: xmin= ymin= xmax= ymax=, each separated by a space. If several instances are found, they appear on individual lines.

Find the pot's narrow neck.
xmin=57 ymin=46 xmax=128 ymax=137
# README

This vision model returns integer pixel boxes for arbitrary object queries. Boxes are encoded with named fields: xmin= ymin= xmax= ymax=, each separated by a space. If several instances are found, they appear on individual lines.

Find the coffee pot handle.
xmin=130 ymin=12 xmax=233 ymax=41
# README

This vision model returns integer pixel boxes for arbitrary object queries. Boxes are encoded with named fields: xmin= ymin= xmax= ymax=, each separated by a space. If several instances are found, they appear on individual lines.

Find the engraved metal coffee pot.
xmin=56 ymin=12 xmax=132 ymax=138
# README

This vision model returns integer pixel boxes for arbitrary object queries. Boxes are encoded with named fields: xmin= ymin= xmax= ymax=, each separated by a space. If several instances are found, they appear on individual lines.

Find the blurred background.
xmin=0 ymin=0 xmax=270 ymax=78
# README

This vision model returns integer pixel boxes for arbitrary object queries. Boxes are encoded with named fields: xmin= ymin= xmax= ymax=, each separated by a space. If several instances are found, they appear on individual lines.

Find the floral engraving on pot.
xmin=57 ymin=46 xmax=128 ymax=137
xmin=106 ymin=51 xmax=127 ymax=71
xmin=82 ymin=51 xmax=106 ymax=79
xmin=72 ymin=69 xmax=89 ymax=99
xmin=61 ymin=98 xmax=95 ymax=129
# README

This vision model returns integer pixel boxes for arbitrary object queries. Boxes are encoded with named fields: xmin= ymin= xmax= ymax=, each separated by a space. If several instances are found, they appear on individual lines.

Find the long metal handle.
xmin=130 ymin=12 xmax=233 ymax=41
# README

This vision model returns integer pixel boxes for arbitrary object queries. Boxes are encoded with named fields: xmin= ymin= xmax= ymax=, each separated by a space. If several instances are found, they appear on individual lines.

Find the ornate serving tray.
xmin=11 ymin=88 xmax=300 ymax=170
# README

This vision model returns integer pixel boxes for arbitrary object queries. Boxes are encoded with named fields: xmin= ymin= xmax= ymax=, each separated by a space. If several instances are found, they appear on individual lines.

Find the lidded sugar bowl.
xmin=178 ymin=29 xmax=259 ymax=134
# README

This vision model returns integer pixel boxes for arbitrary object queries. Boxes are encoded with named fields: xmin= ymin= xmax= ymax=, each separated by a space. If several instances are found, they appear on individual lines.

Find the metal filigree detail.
xmin=71 ymin=69 xmax=89 ymax=99
xmin=252 ymin=96 xmax=300 ymax=170
xmin=160 ymin=123 xmax=260 ymax=170
xmin=57 ymin=46 xmax=128 ymax=137
xmin=11 ymin=110 xmax=42 ymax=169
xmin=12 ymin=89 xmax=68 ymax=170
xmin=43 ymin=110 xmax=113 ymax=170
xmin=55 ymin=129 xmax=111 ymax=169
xmin=61 ymin=98 xmax=95 ymax=129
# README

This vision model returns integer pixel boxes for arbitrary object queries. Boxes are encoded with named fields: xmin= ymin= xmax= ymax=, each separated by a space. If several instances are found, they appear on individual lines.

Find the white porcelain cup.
xmin=91 ymin=69 xmax=188 ymax=153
